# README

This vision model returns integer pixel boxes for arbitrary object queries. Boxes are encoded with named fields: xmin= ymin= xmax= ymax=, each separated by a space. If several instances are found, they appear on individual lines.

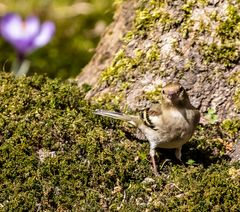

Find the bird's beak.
xmin=167 ymin=92 xmax=175 ymax=100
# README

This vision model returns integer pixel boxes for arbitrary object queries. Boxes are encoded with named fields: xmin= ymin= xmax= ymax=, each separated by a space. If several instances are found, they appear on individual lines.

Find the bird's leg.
xmin=175 ymin=146 xmax=185 ymax=165
xmin=175 ymin=147 xmax=182 ymax=161
xmin=150 ymin=148 xmax=159 ymax=176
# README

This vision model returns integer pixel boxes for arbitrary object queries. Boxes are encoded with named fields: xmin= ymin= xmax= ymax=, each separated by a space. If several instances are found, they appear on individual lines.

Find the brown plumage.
xmin=94 ymin=82 xmax=200 ymax=175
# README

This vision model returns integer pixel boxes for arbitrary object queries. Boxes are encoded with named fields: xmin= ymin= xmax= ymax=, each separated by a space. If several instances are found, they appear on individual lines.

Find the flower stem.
xmin=12 ymin=52 xmax=30 ymax=76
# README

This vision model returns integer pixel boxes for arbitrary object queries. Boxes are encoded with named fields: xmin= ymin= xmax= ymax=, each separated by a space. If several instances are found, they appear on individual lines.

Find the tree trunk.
xmin=76 ymin=0 xmax=240 ymax=159
xmin=76 ymin=0 xmax=135 ymax=87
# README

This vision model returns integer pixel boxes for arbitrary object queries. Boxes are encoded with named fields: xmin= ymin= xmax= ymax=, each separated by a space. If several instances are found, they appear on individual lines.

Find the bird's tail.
xmin=94 ymin=109 xmax=140 ymax=126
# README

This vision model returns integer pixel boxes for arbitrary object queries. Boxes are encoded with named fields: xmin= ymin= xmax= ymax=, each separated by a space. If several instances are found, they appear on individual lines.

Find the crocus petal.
xmin=0 ymin=13 xmax=41 ymax=54
xmin=1 ymin=13 xmax=40 ymax=41
xmin=33 ymin=21 xmax=55 ymax=48
xmin=0 ymin=13 xmax=55 ymax=55
xmin=0 ymin=13 xmax=23 ymax=41
xmin=24 ymin=16 xmax=40 ymax=39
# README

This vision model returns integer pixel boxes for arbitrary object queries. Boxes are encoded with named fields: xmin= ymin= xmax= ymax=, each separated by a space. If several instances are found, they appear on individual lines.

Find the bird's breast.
xmin=152 ymin=109 xmax=194 ymax=145
xmin=154 ymin=109 xmax=189 ymax=128
xmin=164 ymin=109 xmax=192 ymax=132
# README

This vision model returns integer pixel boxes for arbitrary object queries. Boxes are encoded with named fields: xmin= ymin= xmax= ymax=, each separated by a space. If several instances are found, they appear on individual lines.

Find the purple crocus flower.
xmin=0 ymin=13 xmax=55 ymax=56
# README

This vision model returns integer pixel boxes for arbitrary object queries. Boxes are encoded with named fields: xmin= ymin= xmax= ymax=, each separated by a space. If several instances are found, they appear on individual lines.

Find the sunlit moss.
xmin=0 ymin=73 xmax=239 ymax=210
xmin=201 ymin=43 xmax=239 ymax=67
xmin=216 ymin=5 xmax=240 ymax=41
xmin=146 ymin=44 xmax=160 ymax=62
xmin=228 ymin=71 xmax=240 ymax=111
xmin=221 ymin=119 xmax=240 ymax=139
xmin=201 ymin=3 xmax=240 ymax=67
xmin=143 ymin=84 xmax=162 ymax=102
xmin=233 ymin=88 xmax=240 ymax=112
xmin=100 ymin=49 xmax=141 ymax=84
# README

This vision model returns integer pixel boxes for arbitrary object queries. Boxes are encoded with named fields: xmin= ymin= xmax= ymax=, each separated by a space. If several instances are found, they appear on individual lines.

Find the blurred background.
xmin=0 ymin=0 xmax=114 ymax=79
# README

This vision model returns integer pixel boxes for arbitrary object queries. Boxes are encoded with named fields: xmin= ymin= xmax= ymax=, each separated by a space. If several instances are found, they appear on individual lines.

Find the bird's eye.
xmin=162 ymin=90 xmax=165 ymax=94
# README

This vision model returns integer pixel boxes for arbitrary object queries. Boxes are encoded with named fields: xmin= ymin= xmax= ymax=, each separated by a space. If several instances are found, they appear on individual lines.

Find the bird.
xmin=94 ymin=82 xmax=200 ymax=175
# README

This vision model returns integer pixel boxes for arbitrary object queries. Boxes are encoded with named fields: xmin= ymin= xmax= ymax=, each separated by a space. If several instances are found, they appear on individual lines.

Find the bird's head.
xmin=161 ymin=82 xmax=189 ymax=107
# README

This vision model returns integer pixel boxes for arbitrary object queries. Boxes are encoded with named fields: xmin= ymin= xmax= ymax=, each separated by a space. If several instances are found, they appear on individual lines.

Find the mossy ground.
xmin=0 ymin=73 xmax=239 ymax=211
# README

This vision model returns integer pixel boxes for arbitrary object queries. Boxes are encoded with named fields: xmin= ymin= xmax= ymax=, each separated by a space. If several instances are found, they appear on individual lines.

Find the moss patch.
xmin=201 ymin=43 xmax=239 ymax=67
xmin=202 ymin=3 xmax=240 ymax=67
xmin=96 ymin=43 xmax=161 ymax=106
xmin=216 ymin=5 xmax=240 ymax=41
xmin=228 ymin=71 xmax=240 ymax=111
xmin=0 ymin=73 xmax=239 ymax=210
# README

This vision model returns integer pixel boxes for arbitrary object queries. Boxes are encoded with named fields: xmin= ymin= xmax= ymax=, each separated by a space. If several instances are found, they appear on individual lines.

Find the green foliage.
xmin=234 ymin=88 xmax=240 ymax=111
xmin=202 ymin=3 xmax=240 ymax=67
xmin=201 ymin=43 xmax=239 ymax=67
xmin=204 ymin=108 xmax=218 ymax=124
xmin=186 ymin=159 xmax=196 ymax=165
xmin=0 ymin=73 xmax=150 ymax=210
xmin=217 ymin=5 xmax=240 ymax=41
xmin=228 ymin=71 xmax=240 ymax=112
xmin=0 ymin=73 xmax=239 ymax=210
xmin=143 ymin=84 xmax=162 ymax=102
xmin=97 ymin=45 xmax=161 ymax=106
xmin=134 ymin=0 xmax=177 ymax=34
xmin=0 ymin=0 xmax=114 ymax=79
xmin=100 ymin=48 xmax=146 ymax=84
xmin=221 ymin=119 xmax=240 ymax=139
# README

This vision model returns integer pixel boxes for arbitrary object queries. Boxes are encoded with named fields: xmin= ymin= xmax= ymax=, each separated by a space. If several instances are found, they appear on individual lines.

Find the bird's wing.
xmin=148 ymin=103 xmax=163 ymax=116
xmin=186 ymin=104 xmax=201 ymax=127
xmin=193 ymin=109 xmax=200 ymax=127
xmin=94 ymin=109 xmax=140 ymax=126
xmin=139 ymin=103 xmax=162 ymax=129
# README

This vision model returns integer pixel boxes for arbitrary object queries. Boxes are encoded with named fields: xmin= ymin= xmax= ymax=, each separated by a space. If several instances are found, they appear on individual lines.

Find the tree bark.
xmin=76 ymin=0 xmax=135 ymax=87
xmin=76 ymin=0 xmax=239 ymax=158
